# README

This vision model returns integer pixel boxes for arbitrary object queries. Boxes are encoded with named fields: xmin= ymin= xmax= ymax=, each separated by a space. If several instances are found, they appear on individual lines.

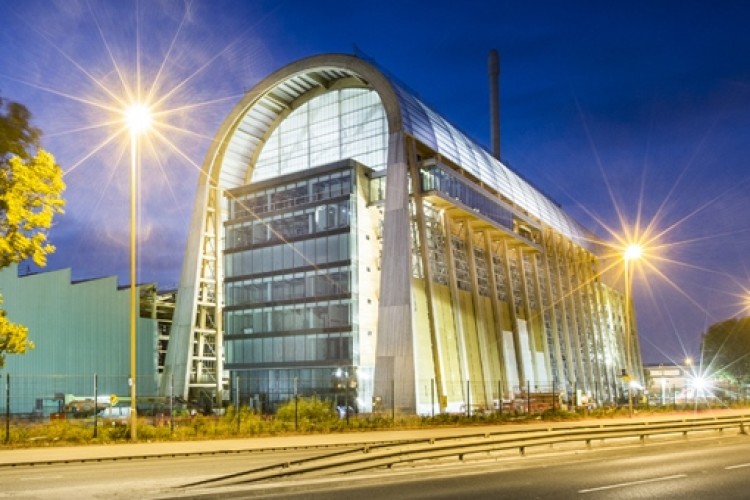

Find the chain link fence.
xmin=3 ymin=372 xmax=748 ymax=442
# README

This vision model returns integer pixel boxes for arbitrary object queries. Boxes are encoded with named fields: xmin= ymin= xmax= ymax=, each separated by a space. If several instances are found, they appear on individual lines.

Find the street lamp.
xmin=742 ymin=289 xmax=750 ymax=314
xmin=125 ymin=103 xmax=151 ymax=440
xmin=623 ymin=243 xmax=641 ymax=417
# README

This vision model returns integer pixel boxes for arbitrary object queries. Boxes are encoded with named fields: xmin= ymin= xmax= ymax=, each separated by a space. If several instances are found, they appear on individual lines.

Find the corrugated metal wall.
xmin=0 ymin=265 xmax=158 ymax=414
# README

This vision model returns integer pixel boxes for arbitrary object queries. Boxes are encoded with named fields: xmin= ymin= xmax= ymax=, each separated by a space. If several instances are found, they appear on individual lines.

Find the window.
xmin=324 ymin=335 xmax=352 ymax=361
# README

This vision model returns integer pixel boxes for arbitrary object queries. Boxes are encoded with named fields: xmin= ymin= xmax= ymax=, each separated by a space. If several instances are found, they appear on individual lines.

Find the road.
xmin=2 ymin=432 xmax=749 ymax=499
xmin=241 ymin=435 xmax=750 ymax=500
xmin=193 ymin=434 xmax=750 ymax=499
xmin=0 ymin=448 xmax=324 ymax=499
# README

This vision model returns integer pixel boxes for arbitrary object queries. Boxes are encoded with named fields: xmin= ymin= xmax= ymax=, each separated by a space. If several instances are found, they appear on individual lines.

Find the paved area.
xmin=1 ymin=408 xmax=747 ymax=466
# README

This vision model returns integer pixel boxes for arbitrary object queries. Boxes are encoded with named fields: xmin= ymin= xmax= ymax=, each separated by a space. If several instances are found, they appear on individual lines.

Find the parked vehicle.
xmin=97 ymin=406 xmax=131 ymax=426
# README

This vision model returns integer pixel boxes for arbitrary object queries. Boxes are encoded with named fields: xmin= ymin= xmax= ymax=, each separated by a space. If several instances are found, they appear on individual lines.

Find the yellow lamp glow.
xmin=125 ymin=104 xmax=152 ymax=134
xmin=624 ymin=243 xmax=642 ymax=262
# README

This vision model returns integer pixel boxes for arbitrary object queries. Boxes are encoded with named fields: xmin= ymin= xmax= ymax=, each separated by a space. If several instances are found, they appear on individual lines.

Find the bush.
xmin=276 ymin=397 xmax=336 ymax=422
xmin=275 ymin=397 xmax=337 ymax=427
xmin=4 ymin=399 xmax=746 ymax=449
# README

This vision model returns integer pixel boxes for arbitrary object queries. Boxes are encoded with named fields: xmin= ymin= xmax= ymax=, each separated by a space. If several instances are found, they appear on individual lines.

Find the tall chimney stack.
xmin=488 ymin=49 xmax=501 ymax=160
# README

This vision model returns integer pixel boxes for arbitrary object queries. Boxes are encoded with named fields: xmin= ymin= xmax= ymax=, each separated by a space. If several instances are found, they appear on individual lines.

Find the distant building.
xmin=164 ymin=53 xmax=643 ymax=414
xmin=0 ymin=265 xmax=163 ymax=415
xmin=644 ymin=362 xmax=721 ymax=404
xmin=644 ymin=364 xmax=688 ymax=404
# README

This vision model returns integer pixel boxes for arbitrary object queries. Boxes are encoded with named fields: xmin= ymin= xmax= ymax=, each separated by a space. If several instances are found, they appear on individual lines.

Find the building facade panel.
xmin=0 ymin=266 xmax=159 ymax=415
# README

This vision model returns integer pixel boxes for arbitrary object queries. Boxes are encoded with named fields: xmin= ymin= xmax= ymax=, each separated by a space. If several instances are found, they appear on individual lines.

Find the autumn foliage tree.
xmin=701 ymin=316 xmax=750 ymax=384
xmin=0 ymin=96 xmax=65 ymax=366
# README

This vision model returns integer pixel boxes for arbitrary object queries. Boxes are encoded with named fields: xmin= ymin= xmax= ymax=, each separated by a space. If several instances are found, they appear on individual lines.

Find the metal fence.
xmin=0 ymin=373 xmax=163 ymax=420
xmin=3 ymin=372 xmax=747 ymax=429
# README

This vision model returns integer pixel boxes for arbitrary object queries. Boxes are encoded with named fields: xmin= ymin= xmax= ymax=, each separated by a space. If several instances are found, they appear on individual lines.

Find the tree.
xmin=701 ymin=316 xmax=750 ymax=384
xmin=0 ymin=96 xmax=66 ymax=366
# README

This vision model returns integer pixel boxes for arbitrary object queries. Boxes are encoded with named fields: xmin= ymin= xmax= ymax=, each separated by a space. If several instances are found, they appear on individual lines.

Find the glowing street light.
xmin=624 ymin=244 xmax=642 ymax=262
xmin=125 ymin=102 xmax=151 ymax=440
xmin=125 ymin=104 xmax=152 ymax=134
xmin=623 ymin=243 xmax=642 ymax=417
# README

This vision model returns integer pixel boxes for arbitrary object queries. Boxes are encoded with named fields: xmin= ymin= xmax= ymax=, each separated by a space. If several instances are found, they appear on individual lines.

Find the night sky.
xmin=1 ymin=0 xmax=749 ymax=366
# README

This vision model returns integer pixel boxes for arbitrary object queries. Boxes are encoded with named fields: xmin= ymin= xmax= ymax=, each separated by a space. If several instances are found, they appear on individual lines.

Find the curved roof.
xmin=211 ymin=53 xmax=590 ymax=246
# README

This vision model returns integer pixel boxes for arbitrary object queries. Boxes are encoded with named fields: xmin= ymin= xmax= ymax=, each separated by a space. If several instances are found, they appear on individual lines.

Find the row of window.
xmin=228 ymin=170 xmax=353 ymax=220
xmin=225 ymin=201 xmax=350 ymax=250
xmin=226 ymin=268 xmax=350 ymax=307
xmin=226 ymin=333 xmax=352 ymax=365
xmin=225 ymin=233 xmax=350 ymax=277
xmin=264 ymin=118 xmax=384 ymax=152
xmin=226 ymin=301 xmax=351 ymax=335
xmin=231 ymin=367 xmax=354 ymax=394
xmin=421 ymin=166 xmax=515 ymax=233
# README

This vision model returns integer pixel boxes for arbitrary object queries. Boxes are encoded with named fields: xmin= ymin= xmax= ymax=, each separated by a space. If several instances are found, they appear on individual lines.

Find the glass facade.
xmin=420 ymin=164 xmax=541 ymax=246
xmin=224 ymin=165 xmax=358 ymax=411
xmin=252 ymin=88 xmax=387 ymax=182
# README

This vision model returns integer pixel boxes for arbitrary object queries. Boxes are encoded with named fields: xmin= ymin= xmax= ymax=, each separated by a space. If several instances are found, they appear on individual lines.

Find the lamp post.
xmin=623 ymin=243 xmax=641 ymax=417
xmin=684 ymin=357 xmax=693 ymax=405
xmin=125 ymin=104 xmax=151 ymax=440
xmin=293 ymin=376 xmax=298 ymax=432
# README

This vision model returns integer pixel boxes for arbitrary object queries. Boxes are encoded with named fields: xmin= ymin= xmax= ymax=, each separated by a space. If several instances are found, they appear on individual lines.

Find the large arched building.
xmin=162 ymin=53 xmax=643 ymax=414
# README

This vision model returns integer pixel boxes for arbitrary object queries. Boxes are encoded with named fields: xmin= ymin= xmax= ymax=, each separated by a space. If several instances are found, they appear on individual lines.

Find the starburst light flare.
xmin=624 ymin=243 xmax=643 ymax=262
xmin=125 ymin=104 xmax=152 ymax=135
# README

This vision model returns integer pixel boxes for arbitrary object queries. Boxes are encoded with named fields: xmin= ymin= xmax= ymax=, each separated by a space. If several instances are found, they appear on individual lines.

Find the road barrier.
xmin=184 ymin=414 xmax=750 ymax=488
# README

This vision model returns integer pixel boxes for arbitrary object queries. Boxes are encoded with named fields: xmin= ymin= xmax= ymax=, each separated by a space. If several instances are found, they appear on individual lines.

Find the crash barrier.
xmin=185 ymin=414 xmax=750 ymax=487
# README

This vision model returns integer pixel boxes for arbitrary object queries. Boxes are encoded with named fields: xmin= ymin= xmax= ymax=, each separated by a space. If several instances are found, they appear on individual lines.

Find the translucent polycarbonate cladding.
xmin=253 ymin=88 xmax=387 ymax=182
xmin=215 ymin=65 xmax=589 ymax=247
xmin=391 ymin=85 xmax=590 ymax=247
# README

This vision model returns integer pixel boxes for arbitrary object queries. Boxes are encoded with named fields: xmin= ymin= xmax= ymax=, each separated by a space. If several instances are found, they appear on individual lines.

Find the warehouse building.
xmin=0 ymin=265 xmax=163 ymax=415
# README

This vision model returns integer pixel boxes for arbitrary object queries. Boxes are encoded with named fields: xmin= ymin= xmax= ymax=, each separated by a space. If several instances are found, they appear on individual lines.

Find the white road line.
xmin=725 ymin=463 xmax=750 ymax=470
xmin=579 ymin=474 xmax=687 ymax=493
xmin=19 ymin=475 xmax=64 ymax=481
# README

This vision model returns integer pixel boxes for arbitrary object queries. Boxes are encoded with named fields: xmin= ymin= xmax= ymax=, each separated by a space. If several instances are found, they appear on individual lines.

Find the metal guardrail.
xmin=184 ymin=414 xmax=750 ymax=488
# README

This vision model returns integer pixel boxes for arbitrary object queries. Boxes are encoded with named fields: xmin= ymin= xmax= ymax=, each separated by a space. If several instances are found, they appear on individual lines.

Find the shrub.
xmin=275 ymin=396 xmax=337 ymax=426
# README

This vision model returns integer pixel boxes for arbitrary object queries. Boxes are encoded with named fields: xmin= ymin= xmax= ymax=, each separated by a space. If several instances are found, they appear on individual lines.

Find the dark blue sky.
xmin=1 ymin=0 xmax=749 ymax=365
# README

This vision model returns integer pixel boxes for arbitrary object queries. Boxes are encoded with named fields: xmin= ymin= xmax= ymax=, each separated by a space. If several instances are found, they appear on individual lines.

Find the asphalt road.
xmin=2 ymin=433 xmax=749 ymax=499
xmin=0 ymin=448 xmax=328 ymax=499
xmin=236 ymin=435 xmax=750 ymax=500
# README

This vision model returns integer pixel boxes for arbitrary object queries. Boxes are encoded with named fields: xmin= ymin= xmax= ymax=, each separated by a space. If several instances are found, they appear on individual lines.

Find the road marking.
xmin=579 ymin=474 xmax=687 ymax=493
xmin=726 ymin=463 xmax=750 ymax=470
